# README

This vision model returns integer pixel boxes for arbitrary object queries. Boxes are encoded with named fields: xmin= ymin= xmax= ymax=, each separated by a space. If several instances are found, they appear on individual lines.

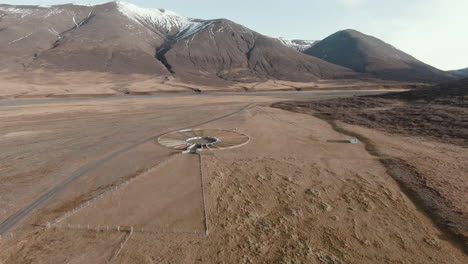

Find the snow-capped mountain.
xmin=1 ymin=1 xmax=450 ymax=83
xmin=277 ymin=37 xmax=318 ymax=52
xmin=0 ymin=1 xmax=213 ymax=41
xmin=116 ymin=1 xmax=212 ymax=39
xmin=0 ymin=1 xmax=353 ymax=83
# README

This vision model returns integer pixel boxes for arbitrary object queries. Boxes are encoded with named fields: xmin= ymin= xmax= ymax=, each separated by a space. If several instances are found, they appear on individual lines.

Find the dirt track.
xmin=0 ymin=90 xmax=466 ymax=263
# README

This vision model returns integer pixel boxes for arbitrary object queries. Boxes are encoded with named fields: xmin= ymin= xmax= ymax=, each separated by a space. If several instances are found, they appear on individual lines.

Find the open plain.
xmin=0 ymin=89 xmax=466 ymax=263
xmin=1 ymin=1 xmax=466 ymax=263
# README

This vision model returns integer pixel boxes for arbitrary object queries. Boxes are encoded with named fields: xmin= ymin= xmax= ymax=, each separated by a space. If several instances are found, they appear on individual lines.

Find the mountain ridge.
xmin=449 ymin=67 xmax=468 ymax=78
xmin=303 ymin=29 xmax=455 ymax=83
xmin=0 ymin=2 xmax=453 ymax=84
xmin=0 ymin=1 xmax=356 ymax=84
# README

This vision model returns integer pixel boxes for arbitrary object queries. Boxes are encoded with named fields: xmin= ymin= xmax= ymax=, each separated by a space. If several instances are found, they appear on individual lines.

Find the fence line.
xmin=49 ymin=154 xmax=182 ymax=225
xmin=198 ymin=153 xmax=209 ymax=235
xmin=46 ymin=152 xmax=210 ymax=237
xmin=108 ymin=228 xmax=133 ymax=263
xmin=46 ymin=222 xmax=205 ymax=235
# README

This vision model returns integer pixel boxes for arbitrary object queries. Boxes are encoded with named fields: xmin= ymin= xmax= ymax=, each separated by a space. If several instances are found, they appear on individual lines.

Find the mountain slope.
xmin=449 ymin=67 xmax=468 ymax=78
xmin=0 ymin=2 xmax=355 ymax=83
xmin=163 ymin=20 xmax=353 ymax=83
xmin=303 ymin=29 xmax=455 ymax=83
xmin=0 ymin=2 xmax=171 ymax=74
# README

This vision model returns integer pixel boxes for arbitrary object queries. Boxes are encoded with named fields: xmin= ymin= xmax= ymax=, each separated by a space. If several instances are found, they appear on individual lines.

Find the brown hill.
xmin=0 ymin=2 xmax=355 ymax=84
xmin=163 ymin=19 xmax=354 ymax=83
xmin=0 ymin=2 xmax=170 ymax=75
xmin=303 ymin=29 xmax=455 ymax=83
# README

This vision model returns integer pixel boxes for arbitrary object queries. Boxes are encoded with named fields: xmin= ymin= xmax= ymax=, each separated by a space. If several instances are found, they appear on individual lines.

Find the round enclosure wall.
xmin=157 ymin=129 xmax=249 ymax=151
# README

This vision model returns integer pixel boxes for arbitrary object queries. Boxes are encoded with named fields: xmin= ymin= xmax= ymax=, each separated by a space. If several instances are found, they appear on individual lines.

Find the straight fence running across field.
xmin=198 ymin=153 xmax=209 ymax=235
xmin=47 ymin=223 xmax=205 ymax=235
xmin=108 ymin=227 xmax=133 ymax=263
xmin=46 ymin=152 xmax=210 ymax=236
xmin=49 ymin=153 xmax=182 ymax=226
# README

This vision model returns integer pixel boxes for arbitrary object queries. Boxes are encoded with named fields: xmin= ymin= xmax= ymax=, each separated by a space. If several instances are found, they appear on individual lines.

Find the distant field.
xmin=1 ymin=89 xmax=466 ymax=263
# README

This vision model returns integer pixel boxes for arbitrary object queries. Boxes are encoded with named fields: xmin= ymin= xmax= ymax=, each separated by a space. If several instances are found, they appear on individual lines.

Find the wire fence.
xmin=46 ymin=223 xmax=205 ymax=235
xmin=46 ymin=152 xmax=209 ymax=236
xmin=198 ymin=153 xmax=209 ymax=235
xmin=108 ymin=228 xmax=133 ymax=263
xmin=49 ymin=154 xmax=182 ymax=226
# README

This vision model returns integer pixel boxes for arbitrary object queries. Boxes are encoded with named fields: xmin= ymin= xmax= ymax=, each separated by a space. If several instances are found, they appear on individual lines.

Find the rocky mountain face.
xmin=303 ymin=29 xmax=455 ymax=83
xmin=0 ymin=2 xmax=354 ymax=83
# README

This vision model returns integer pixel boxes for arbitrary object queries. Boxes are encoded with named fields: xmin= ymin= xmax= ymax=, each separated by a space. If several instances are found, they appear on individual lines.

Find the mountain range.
xmin=0 ymin=1 xmax=458 ymax=84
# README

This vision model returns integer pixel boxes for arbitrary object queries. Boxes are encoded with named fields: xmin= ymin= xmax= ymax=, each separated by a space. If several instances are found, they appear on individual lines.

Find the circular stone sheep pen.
xmin=157 ymin=129 xmax=249 ymax=153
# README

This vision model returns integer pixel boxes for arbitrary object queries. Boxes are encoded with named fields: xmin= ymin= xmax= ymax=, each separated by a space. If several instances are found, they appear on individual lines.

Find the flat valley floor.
xmin=0 ymin=90 xmax=466 ymax=263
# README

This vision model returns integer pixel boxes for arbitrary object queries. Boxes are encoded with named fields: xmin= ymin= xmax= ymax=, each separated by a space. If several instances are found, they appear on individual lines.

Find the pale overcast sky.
xmin=2 ymin=0 xmax=467 ymax=70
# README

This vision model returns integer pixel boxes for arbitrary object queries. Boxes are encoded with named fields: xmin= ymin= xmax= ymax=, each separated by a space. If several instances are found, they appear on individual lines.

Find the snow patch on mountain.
xmin=116 ymin=1 xmax=215 ymax=40
xmin=71 ymin=2 xmax=106 ymax=7
xmin=176 ymin=20 xmax=214 ymax=40
xmin=278 ymin=37 xmax=318 ymax=52
xmin=45 ymin=7 xmax=65 ymax=17
xmin=0 ymin=7 xmax=35 ymax=18
xmin=8 ymin=32 xmax=33 ymax=44
xmin=0 ymin=6 xmax=65 ymax=18
xmin=117 ymin=1 xmax=189 ymax=32
xmin=1 ymin=1 xmax=216 ymax=41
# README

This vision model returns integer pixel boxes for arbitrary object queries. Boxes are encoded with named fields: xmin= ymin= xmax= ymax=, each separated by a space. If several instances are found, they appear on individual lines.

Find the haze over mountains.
xmin=0 ymin=1 xmax=457 ymax=84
